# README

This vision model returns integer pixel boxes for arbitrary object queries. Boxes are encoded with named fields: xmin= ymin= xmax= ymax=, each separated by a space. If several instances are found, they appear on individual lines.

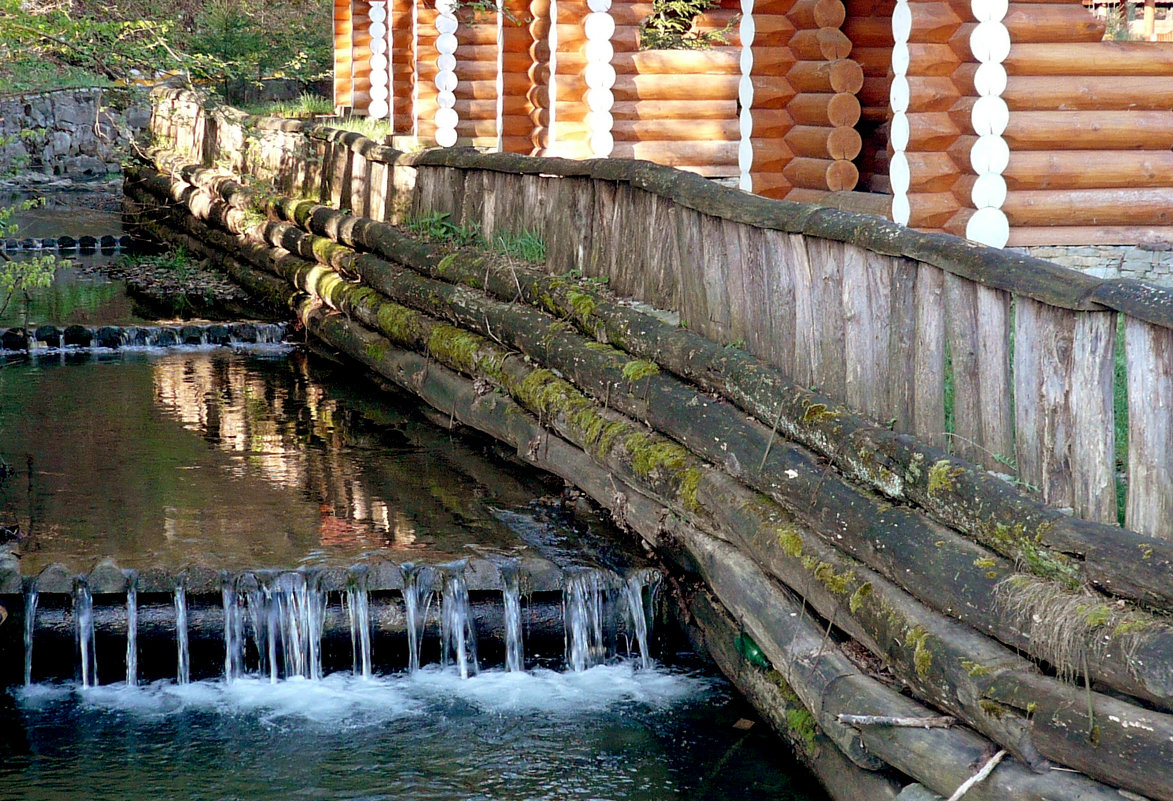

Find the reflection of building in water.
xmin=151 ymin=353 xmax=400 ymax=552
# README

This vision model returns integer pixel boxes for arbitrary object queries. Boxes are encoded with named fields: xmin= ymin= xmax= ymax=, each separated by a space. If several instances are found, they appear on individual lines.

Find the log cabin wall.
xmin=334 ymin=0 xmax=355 ymax=109
xmin=608 ymin=0 xmax=741 ymax=177
xmin=1001 ymin=14 xmax=1173 ymax=246
xmin=842 ymin=0 xmax=893 ymax=194
xmin=390 ymin=0 xmax=415 ymax=134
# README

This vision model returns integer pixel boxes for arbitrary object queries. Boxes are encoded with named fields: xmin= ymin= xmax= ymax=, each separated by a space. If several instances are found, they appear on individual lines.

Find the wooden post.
xmin=1125 ymin=316 xmax=1173 ymax=538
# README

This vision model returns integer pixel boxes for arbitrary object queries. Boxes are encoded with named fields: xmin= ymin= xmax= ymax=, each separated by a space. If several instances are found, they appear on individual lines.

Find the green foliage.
xmin=491 ymin=230 xmax=546 ymax=263
xmin=0 ymin=201 xmax=64 ymax=320
xmin=243 ymin=93 xmax=335 ymax=119
xmin=638 ymin=0 xmax=734 ymax=50
xmin=406 ymin=212 xmax=484 ymax=247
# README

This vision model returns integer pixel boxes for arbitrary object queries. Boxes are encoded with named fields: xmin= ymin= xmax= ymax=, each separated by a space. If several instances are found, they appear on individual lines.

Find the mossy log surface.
xmin=126 ymin=163 xmax=1173 ymax=712
xmin=130 ymin=157 xmax=1173 ymax=800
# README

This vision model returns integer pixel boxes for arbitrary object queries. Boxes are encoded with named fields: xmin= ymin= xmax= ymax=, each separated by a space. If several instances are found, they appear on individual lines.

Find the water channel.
xmin=0 ymin=191 xmax=828 ymax=800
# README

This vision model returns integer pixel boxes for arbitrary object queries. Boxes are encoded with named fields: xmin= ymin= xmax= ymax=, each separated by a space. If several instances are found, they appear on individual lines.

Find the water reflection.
xmin=0 ymin=348 xmax=557 ymax=573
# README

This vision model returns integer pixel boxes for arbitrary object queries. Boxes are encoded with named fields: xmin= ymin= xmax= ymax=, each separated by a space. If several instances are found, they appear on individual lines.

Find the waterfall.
xmin=346 ymin=568 xmax=372 ymax=680
xmin=243 ymin=578 xmax=268 ymax=679
xmin=267 ymin=571 xmax=327 ymax=680
xmin=623 ymin=569 xmax=661 ymax=669
xmin=402 ymin=564 xmax=436 ymax=674
xmin=306 ymin=573 xmax=326 ymax=681
xmin=175 ymin=580 xmax=190 ymax=684
xmin=223 ymin=575 xmax=245 ymax=683
xmin=23 ymin=581 xmax=38 ymax=686
xmin=441 ymin=571 xmax=478 ymax=679
xmin=125 ymin=571 xmax=139 ymax=686
xmin=501 ymin=564 xmax=524 ymax=673
xmin=563 ymin=569 xmax=606 ymax=672
xmin=74 ymin=580 xmax=97 ymax=688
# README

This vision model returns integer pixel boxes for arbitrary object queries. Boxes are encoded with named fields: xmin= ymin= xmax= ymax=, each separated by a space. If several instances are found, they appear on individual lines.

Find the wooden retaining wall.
xmin=156 ymin=86 xmax=1173 ymax=537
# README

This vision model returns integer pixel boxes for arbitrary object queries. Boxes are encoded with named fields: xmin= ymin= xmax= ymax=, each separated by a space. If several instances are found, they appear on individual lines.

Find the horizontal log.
xmin=842 ymin=15 xmax=893 ymax=49
xmin=782 ymin=156 xmax=859 ymax=191
xmin=1002 ymin=3 xmax=1106 ymax=42
xmin=786 ymin=59 xmax=865 ymax=94
xmin=900 ymin=151 xmax=958 ymax=193
xmin=784 ymin=124 xmax=863 ymax=160
xmin=903 ymin=2 xmax=964 ymax=42
xmin=608 ymin=140 xmax=739 ymax=166
xmin=1006 ymin=225 xmax=1173 ymax=247
xmin=749 ymin=76 xmax=799 ymax=109
xmin=1003 ymin=75 xmax=1173 ymax=112
xmin=1003 ymin=111 xmax=1173 ymax=151
xmin=747 ymin=46 xmax=800 ymax=74
xmin=613 ymin=49 xmax=740 ymax=75
xmin=902 ymin=111 xmax=962 ymax=151
xmin=609 ymin=99 xmax=738 ymax=120
xmin=746 ymin=138 xmax=797 ymax=172
xmin=1004 ymin=150 xmax=1173 ymax=190
xmin=905 ymin=43 xmax=963 ymax=76
xmin=787 ymin=93 xmax=861 ymax=127
xmin=610 ymin=118 xmax=741 ymax=142
xmin=783 ymin=188 xmax=893 ymax=217
xmin=611 ymin=73 xmax=740 ymax=101
xmin=1005 ymin=41 xmax=1173 ymax=76
xmin=1003 ymin=188 xmax=1173 ymax=227
xmin=453 ymin=80 xmax=500 ymax=100
xmin=906 ymin=191 xmax=960 ymax=229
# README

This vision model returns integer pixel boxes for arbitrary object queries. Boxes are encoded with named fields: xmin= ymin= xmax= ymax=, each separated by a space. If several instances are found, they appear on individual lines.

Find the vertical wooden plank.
xmin=804 ymin=238 xmax=847 ymax=401
xmin=975 ymin=285 xmax=1014 ymax=470
xmin=758 ymin=229 xmax=797 ymax=376
xmin=721 ymin=219 xmax=749 ymax=345
xmin=520 ymin=174 xmax=550 ymax=240
xmin=1014 ymin=299 xmax=1116 ymax=521
xmin=912 ymin=263 xmax=945 ymax=449
xmin=328 ymin=140 xmax=353 ymax=209
xmin=368 ymin=159 xmax=391 ymax=221
xmin=1071 ymin=310 xmax=1117 ymax=524
xmin=886 ymin=257 xmax=918 ymax=434
xmin=608 ymin=183 xmax=640 ymax=298
xmin=547 ymin=176 xmax=595 ymax=276
xmin=584 ymin=180 xmax=617 ymax=282
xmin=697 ymin=214 xmax=734 ymax=344
xmin=739 ymin=225 xmax=772 ymax=362
xmin=791 ymin=233 xmax=817 ymax=390
xmin=1126 ymin=317 xmax=1173 ymax=538
xmin=641 ymin=194 xmax=680 ymax=309
xmin=348 ymin=150 xmax=370 ymax=216
xmin=458 ymin=170 xmax=487 ymax=234
xmin=843 ymin=248 xmax=892 ymax=422
xmin=674 ymin=206 xmax=708 ymax=337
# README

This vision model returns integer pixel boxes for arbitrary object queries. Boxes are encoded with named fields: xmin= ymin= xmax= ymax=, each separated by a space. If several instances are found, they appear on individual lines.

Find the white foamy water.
xmin=13 ymin=662 xmax=713 ymax=727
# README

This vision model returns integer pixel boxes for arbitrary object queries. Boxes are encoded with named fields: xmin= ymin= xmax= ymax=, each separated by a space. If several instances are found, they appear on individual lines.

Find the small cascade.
xmin=402 ymin=564 xmax=436 ymax=674
xmin=441 ymin=571 xmax=479 ymax=679
xmin=623 ymin=569 xmax=661 ymax=669
xmin=23 ymin=581 xmax=39 ymax=686
xmin=2 ymin=322 xmax=289 ymax=354
xmin=174 ymin=579 xmax=190 ymax=684
xmin=242 ymin=579 xmax=270 ymax=680
xmin=125 ymin=571 xmax=139 ymax=686
xmin=258 ymin=570 xmax=328 ymax=680
xmin=346 ymin=567 xmax=373 ymax=680
xmin=563 ymin=569 xmax=607 ymax=672
xmin=222 ymin=575 xmax=245 ymax=683
xmin=501 ymin=564 xmax=524 ymax=673
xmin=74 ymin=580 xmax=97 ymax=688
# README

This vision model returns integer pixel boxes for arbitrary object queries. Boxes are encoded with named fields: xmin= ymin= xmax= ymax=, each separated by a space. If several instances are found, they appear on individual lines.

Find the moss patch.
xmin=621 ymin=359 xmax=660 ymax=382
xmin=906 ymin=626 xmax=932 ymax=679
xmin=776 ymin=526 xmax=804 ymax=559
xmin=927 ymin=459 xmax=965 ymax=496
xmin=849 ymin=582 xmax=872 ymax=614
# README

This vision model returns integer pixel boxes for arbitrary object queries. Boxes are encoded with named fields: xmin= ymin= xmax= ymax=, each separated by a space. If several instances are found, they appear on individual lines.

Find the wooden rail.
xmin=155 ymin=86 xmax=1173 ymax=539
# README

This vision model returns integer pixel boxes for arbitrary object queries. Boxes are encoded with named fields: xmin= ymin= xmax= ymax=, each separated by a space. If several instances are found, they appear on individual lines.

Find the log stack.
xmin=334 ymin=0 xmax=354 ymax=109
xmin=842 ymin=0 xmax=894 ymax=193
xmin=1001 ymin=17 xmax=1173 ymax=245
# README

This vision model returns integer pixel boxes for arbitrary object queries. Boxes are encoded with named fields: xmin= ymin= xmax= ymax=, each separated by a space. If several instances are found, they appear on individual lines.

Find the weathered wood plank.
xmin=348 ymin=150 xmax=370 ymax=217
xmin=913 ymin=264 xmax=946 ymax=449
xmin=944 ymin=275 xmax=1013 ymax=470
xmin=544 ymin=176 xmax=594 ymax=275
xmin=738 ymin=224 xmax=772 ymax=363
xmin=1015 ymin=299 xmax=1116 ymax=520
xmin=675 ymin=205 xmax=709 ymax=337
xmin=519 ymin=173 xmax=550 ymax=240
xmin=844 ymin=246 xmax=891 ymax=421
xmin=760 ymin=230 xmax=798 ymax=375
xmin=793 ymin=232 xmax=818 ymax=389
xmin=697 ymin=213 xmax=736 ymax=343
xmin=458 ymin=169 xmax=487 ymax=231
xmin=367 ymin=159 xmax=392 ymax=222
xmin=1126 ymin=316 xmax=1173 ymax=538
xmin=328 ymin=141 xmax=353 ymax=210
xmin=584 ymin=180 xmax=618 ymax=282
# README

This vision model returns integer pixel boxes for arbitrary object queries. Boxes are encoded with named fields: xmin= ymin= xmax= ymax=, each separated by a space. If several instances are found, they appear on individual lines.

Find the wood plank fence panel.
xmin=520 ymin=174 xmax=552 ymax=240
xmin=912 ymin=263 xmax=946 ymax=449
xmin=792 ymin=230 xmax=819 ymax=390
xmin=368 ymin=160 xmax=392 ymax=222
xmin=458 ymin=170 xmax=487 ymax=230
xmin=584 ymin=180 xmax=618 ymax=283
xmin=608 ymin=183 xmax=643 ymax=299
xmin=739 ymin=225 xmax=773 ymax=363
xmin=328 ymin=142 xmax=352 ymax=210
xmin=674 ymin=205 xmax=710 ymax=339
xmin=642 ymin=194 xmax=682 ymax=310
xmin=411 ymin=165 xmax=441 ymax=220
xmin=944 ymin=274 xmax=1013 ymax=470
xmin=545 ymin=176 xmax=595 ymax=274
xmin=843 ymin=247 xmax=892 ymax=422
xmin=697 ymin=214 xmax=738 ymax=343
xmin=1126 ymin=317 xmax=1173 ymax=538
xmin=348 ymin=151 xmax=370 ymax=217
xmin=760 ymin=231 xmax=800 ymax=375
xmin=803 ymin=239 xmax=848 ymax=401
xmin=1015 ymin=298 xmax=1116 ymax=520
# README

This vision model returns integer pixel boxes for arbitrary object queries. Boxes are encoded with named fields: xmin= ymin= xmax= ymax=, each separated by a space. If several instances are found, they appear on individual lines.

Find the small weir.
xmin=0 ymin=321 xmax=286 ymax=354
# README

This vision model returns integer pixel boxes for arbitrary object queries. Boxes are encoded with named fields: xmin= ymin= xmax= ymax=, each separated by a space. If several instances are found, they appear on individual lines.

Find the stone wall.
xmin=1010 ymin=244 xmax=1173 ymax=285
xmin=0 ymin=87 xmax=150 ymax=187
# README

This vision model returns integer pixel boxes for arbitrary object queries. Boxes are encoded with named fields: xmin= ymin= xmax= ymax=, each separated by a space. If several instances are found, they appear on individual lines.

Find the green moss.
xmin=375 ymin=302 xmax=423 ymax=343
xmin=805 ymin=559 xmax=854 ymax=595
xmin=427 ymin=325 xmax=487 ymax=373
xmin=979 ymin=699 xmax=1007 ymax=720
xmin=1089 ymin=724 xmax=1101 ymax=747
xmin=566 ymin=288 xmax=596 ymax=324
xmin=982 ymin=521 xmax=1080 ymax=589
xmin=802 ymin=403 xmax=840 ymax=424
xmin=906 ymin=626 xmax=932 ymax=678
xmin=973 ymin=557 xmax=997 ymax=570
xmin=849 ymin=582 xmax=872 ymax=614
xmin=1026 ymin=701 xmax=1037 ymax=716
xmin=621 ymin=359 xmax=660 ymax=382
xmin=1139 ymin=544 xmax=1155 ymax=561
xmin=629 ymin=435 xmax=689 ymax=477
xmin=777 ymin=527 xmax=804 ymax=559
xmin=436 ymin=253 xmax=458 ymax=276
xmin=1077 ymin=603 xmax=1112 ymax=628
xmin=927 ymin=459 xmax=964 ymax=496
xmin=961 ymin=660 xmax=991 ymax=677
xmin=1112 ymin=618 xmax=1156 ymax=637
xmin=785 ymin=706 xmax=818 ymax=753
xmin=905 ymin=452 xmax=924 ymax=484
xmin=679 ymin=468 xmax=703 ymax=512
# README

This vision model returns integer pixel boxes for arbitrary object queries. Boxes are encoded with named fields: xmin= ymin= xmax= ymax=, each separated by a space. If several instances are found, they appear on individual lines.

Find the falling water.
xmin=244 ymin=578 xmax=269 ymax=679
xmin=346 ymin=568 xmax=372 ymax=680
xmin=402 ymin=564 xmax=436 ymax=674
xmin=441 ymin=571 xmax=479 ymax=679
xmin=125 ymin=571 xmax=139 ymax=686
xmin=269 ymin=571 xmax=327 ymax=680
xmin=623 ymin=569 xmax=661 ymax=669
xmin=23 ymin=581 xmax=38 ymax=686
xmin=223 ymin=575 xmax=245 ymax=683
xmin=74 ymin=580 xmax=97 ymax=688
xmin=564 ymin=569 xmax=606 ymax=672
xmin=501 ymin=564 xmax=524 ymax=673
xmin=306 ymin=573 xmax=326 ymax=681
xmin=175 ymin=581 xmax=190 ymax=684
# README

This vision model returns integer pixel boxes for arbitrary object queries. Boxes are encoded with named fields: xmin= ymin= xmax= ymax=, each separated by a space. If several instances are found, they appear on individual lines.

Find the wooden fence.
xmin=153 ymin=87 xmax=1173 ymax=539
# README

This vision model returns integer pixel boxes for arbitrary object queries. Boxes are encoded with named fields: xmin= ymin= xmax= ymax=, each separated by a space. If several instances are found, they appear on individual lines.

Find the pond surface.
xmin=0 ymin=347 xmax=577 ymax=573
xmin=1 ymin=664 xmax=825 ymax=801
